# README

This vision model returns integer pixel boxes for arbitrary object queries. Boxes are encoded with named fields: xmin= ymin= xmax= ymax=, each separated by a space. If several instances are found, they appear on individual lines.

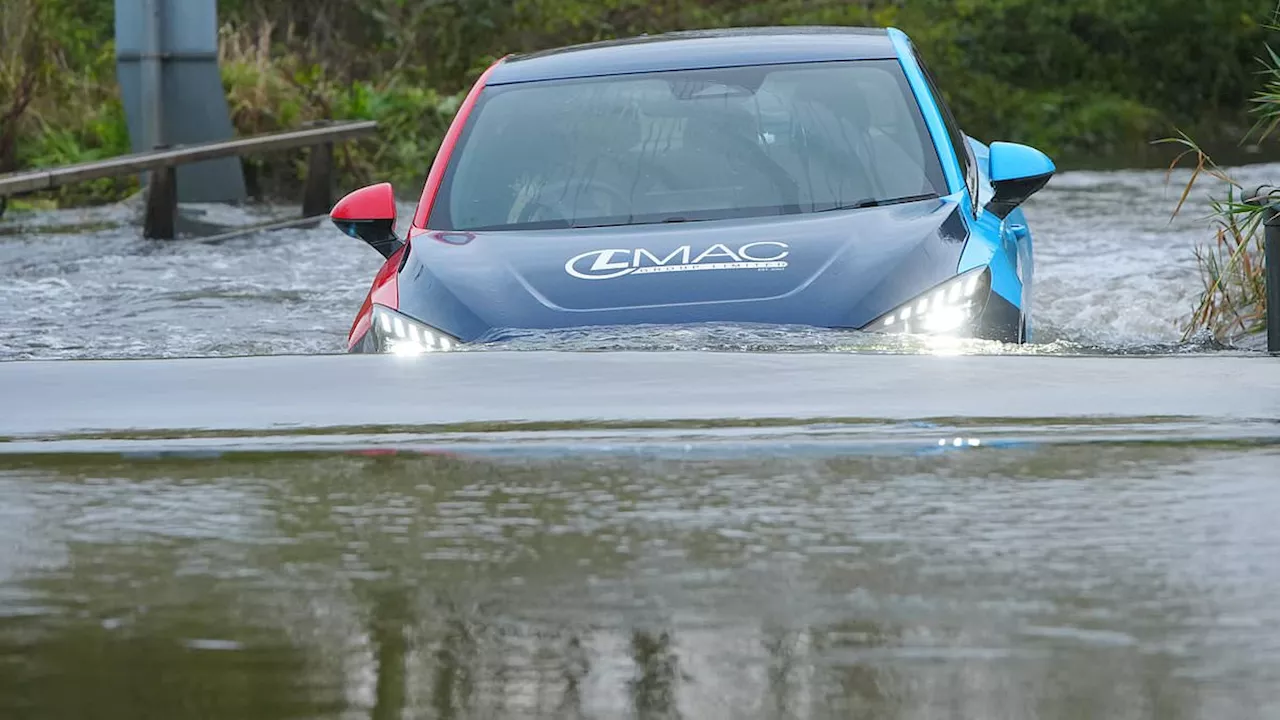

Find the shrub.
xmin=8 ymin=0 xmax=1280 ymax=207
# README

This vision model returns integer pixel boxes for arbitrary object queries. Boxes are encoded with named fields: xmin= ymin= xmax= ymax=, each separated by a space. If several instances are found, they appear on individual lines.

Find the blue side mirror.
xmin=986 ymin=142 xmax=1056 ymax=219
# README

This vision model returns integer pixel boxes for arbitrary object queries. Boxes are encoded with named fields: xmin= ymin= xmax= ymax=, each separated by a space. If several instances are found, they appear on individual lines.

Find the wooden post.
xmin=302 ymin=142 xmax=335 ymax=218
xmin=144 ymin=165 xmax=177 ymax=239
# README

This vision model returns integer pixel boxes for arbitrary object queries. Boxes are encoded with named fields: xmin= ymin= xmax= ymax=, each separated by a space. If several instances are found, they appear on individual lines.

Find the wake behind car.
xmin=331 ymin=26 xmax=1055 ymax=353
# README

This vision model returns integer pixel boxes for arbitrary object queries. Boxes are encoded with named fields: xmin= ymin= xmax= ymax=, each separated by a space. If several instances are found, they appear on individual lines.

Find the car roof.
xmin=486 ymin=26 xmax=900 ymax=86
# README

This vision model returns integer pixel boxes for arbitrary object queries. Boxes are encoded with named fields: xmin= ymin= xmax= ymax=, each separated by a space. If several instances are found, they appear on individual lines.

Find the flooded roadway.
xmin=1 ymin=163 xmax=1279 ymax=719
xmin=2 ymin=162 xmax=1278 ymax=359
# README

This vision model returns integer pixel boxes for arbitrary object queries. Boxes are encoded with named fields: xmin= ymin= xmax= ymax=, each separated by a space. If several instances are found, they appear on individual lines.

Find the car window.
xmin=913 ymin=51 xmax=978 ymax=202
xmin=432 ymin=60 xmax=948 ymax=231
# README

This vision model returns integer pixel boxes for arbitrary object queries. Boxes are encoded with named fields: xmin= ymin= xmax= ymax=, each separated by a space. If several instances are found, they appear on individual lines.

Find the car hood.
xmin=396 ymin=199 xmax=971 ymax=341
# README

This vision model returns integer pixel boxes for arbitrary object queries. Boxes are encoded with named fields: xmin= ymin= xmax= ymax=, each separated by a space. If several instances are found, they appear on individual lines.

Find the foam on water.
xmin=1027 ymin=162 xmax=1276 ymax=348
xmin=0 ymin=164 xmax=1272 ymax=360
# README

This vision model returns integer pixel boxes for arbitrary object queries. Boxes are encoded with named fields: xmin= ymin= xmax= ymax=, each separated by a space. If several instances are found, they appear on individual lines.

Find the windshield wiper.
xmin=829 ymin=193 xmax=940 ymax=211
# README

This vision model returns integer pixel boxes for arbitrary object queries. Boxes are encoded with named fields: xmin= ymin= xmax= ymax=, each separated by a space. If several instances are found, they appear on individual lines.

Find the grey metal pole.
xmin=1265 ymin=204 xmax=1280 ymax=355
xmin=140 ymin=0 xmax=163 ymax=151
xmin=116 ymin=0 xmax=246 ymax=204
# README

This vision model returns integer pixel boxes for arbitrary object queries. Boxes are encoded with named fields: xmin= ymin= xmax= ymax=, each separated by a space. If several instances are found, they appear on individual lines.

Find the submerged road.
xmin=8 ymin=172 xmax=1280 ymax=720
xmin=1 ymin=352 xmax=1277 ymax=439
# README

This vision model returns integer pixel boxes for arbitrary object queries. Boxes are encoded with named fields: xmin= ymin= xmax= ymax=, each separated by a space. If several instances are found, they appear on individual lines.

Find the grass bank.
xmin=0 ymin=0 xmax=131 ymax=208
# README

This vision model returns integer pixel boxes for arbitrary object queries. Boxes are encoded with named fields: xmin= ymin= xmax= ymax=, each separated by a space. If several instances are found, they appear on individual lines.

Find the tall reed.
xmin=1164 ymin=4 xmax=1280 ymax=344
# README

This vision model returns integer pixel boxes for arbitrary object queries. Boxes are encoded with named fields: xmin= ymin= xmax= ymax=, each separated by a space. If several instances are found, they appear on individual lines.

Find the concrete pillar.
xmin=115 ymin=0 xmax=247 ymax=204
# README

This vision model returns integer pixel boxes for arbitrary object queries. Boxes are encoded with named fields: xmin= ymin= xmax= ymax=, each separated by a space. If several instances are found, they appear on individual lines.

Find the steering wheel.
xmin=682 ymin=130 xmax=802 ymax=210
xmin=515 ymin=178 xmax=636 ymax=225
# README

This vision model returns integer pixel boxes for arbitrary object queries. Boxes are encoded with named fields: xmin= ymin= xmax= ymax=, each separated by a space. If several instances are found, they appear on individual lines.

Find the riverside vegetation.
xmin=1166 ymin=3 xmax=1280 ymax=344
xmin=1 ymin=0 xmax=1277 ymax=342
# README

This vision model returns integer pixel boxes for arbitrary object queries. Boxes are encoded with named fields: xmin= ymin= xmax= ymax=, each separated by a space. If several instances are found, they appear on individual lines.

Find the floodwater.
xmin=1 ymin=162 xmax=1277 ymax=359
xmin=1 ymin=163 xmax=1279 ymax=719
xmin=2 ymin=439 xmax=1280 ymax=719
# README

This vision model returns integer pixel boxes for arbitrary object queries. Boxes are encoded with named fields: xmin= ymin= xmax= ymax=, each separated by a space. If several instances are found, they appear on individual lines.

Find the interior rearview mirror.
xmin=330 ymin=182 xmax=403 ymax=258
xmin=985 ymin=142 xmax=1056 ymax=220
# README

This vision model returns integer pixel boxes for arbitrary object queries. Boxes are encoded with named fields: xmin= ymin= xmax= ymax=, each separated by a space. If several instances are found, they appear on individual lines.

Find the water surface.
xmin=1 ymin=439 xmax=1278 ymax=719
xmin=2 ymin=163 xmax=1274 ymax=359
xmin=1 ymin=165 xmax=1278 ymax=720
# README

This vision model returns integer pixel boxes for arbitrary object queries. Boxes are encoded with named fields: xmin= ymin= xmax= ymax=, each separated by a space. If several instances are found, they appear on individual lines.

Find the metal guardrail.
xmin=1244 ymin=186 xmax=1280 ymax=355
xmin=0 ymin=120 xmax=378 ymax=239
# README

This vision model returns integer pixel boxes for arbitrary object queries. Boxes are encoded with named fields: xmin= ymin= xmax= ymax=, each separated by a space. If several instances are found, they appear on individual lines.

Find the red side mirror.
xmin=331 ymin=183 xmax=402 ymax=258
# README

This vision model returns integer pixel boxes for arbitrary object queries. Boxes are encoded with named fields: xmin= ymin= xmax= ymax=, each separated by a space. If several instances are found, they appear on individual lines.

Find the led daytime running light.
xmin=371 ymin=306 xmax=458 ymax=354
xmin=871 ymin=267 xmax=991 ymax=336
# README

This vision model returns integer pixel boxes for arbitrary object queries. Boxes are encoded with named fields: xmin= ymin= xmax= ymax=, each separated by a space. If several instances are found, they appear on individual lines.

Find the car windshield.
xmin=432 ymin=59 xmax=948 ymax=231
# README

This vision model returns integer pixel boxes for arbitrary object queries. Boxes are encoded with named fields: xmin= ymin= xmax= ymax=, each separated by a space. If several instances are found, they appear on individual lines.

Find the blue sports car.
xmin=331 ymin=26 xmax=1055 ymax=353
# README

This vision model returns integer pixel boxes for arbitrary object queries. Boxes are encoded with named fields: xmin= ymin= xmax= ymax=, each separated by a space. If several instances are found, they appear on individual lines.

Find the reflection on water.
xmin=0 ymin=443 xmax=1278 ymax=718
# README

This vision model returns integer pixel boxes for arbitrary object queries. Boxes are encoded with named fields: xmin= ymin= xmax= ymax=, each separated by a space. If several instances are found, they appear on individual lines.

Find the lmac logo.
xmin=564 ymin=242 xmax=790 ymax=280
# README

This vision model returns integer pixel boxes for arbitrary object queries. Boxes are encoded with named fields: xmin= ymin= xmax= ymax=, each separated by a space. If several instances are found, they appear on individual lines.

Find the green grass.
xmin=6 ymin=0 xmax=1278 ymax=209
xmin=1158 ymin=134 xmax=1267 ymax=341
xmin=1162 ymin=2 xmax=1280 ymax=345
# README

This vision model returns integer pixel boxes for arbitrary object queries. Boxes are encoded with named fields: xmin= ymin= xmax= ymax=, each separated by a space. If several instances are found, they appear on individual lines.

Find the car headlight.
xmin=371 ymin=305 xmax=459 ymax=354
xmin=864 ymin=266 xmax=991 ymax=336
